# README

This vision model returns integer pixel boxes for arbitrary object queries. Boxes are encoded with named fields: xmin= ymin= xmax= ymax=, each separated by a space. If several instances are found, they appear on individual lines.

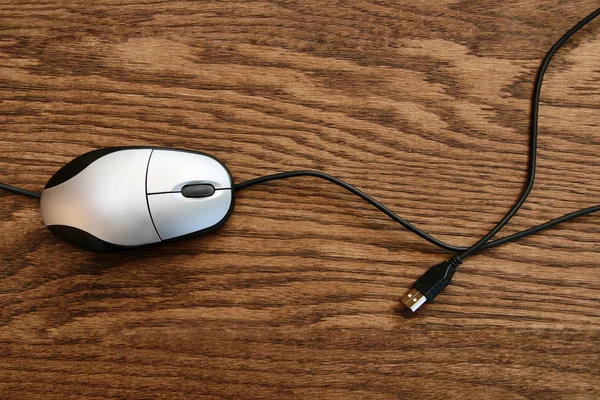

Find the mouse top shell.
xmin=40 ymin=147 xmax=235 ymax=252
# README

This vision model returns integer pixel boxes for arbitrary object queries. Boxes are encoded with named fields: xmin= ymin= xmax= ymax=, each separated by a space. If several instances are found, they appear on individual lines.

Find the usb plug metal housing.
xmin=401 ymin=288 xmax=427 ymax=312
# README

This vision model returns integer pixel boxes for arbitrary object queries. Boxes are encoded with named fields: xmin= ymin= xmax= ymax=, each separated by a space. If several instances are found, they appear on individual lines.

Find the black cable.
xmin=235 ymin=172 xmax=599 ymax=253
xmin=235 ymin=8 xmax=600 ymax=258
xmin=0 ymin=183 xmax=41 ymax=199
xmin=475 ymin=205 xmax=599 ymax=252
xmin=4 ymin=168 xmax=596 ymax=253
xmin=456 ymin=7 xmax=600 ymax=261
xmin=236 ymin=170 xmax=463 ymax=252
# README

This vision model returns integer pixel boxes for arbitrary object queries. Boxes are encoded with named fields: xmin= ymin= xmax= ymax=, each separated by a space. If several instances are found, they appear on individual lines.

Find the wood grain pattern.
xmin=1 ymin=1 xmax=599 ymax=399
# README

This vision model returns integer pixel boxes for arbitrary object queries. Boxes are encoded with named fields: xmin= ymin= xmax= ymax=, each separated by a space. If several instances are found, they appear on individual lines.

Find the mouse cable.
xmin=235 ymin=7 xmax=600 ymax=258
xmin=235 ymin=7 xmax=600 ymax=311
xmin=0 ymin=183 xmax=41 ymax=199
xmin=0 ymin=8 xmax=598 ymax=311
xmin=235 ymin=171 xmax=599 ymax=253
xmin=2 ymin=176 xmax=597 ymax=253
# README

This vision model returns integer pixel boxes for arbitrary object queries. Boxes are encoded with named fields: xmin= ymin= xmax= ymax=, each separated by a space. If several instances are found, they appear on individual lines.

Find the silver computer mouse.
xmin=40 ymin=147 xmax=234 ymax=251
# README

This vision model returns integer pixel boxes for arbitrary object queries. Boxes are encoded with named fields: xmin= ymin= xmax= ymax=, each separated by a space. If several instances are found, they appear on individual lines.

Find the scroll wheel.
xmin=181 ymin=184 xmax=215 ymax=198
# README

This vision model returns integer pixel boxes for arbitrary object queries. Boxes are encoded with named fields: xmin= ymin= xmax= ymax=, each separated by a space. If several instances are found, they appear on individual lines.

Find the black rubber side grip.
xmin=47 ymin=225 xmax=122 ymax=252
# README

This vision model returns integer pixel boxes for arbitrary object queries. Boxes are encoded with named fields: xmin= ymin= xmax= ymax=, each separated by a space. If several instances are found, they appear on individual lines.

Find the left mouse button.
xmin=146 ymin=149 xmax=232 ymax=193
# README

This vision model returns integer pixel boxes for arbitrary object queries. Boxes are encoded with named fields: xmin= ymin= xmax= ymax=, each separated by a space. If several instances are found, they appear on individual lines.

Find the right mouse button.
xmin=147 ymin=190 xmax=233 ymax=240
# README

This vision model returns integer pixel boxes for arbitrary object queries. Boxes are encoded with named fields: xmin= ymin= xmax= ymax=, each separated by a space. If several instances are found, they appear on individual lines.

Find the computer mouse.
xmin=40 ymin=147 xmax=235 ymax=252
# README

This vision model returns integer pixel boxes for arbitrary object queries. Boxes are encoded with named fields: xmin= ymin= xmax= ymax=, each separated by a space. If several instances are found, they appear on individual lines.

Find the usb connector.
xmin=401 ymin=259 xmax=460 ymax=312
xmin=401 ymin=288 xmax=427 ymax=312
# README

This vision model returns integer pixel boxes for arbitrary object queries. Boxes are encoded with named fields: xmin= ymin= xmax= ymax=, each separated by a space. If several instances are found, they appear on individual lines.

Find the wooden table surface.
xmin=1 ymin=1 xmax=599 ymax=399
